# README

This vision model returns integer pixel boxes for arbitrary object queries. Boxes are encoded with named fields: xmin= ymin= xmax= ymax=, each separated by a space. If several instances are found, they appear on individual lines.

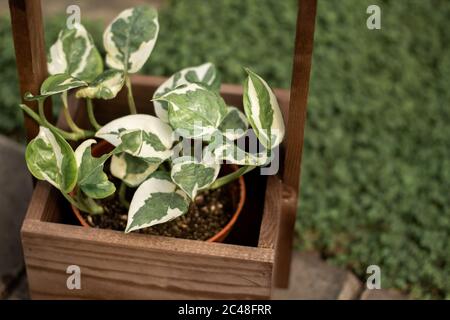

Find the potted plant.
xmin=20 ymin=5 xmax=285 ymax=243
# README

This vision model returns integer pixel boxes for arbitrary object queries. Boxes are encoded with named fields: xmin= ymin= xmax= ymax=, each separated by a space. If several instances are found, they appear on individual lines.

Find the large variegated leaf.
xmin=74 ymin=139 xmax=115 ymax=199
xmin=155 ymin=83 xmax=228 ymax=139
xmin=103 ymin=6 xmax=159 ymax=73
xmin=111 ymin=152 xmax=159 ymax=187
xmin=96 ymin=114 xmax=174 ymax=163
xmin=153 ymin=63 xmax=220 ymax=122
xmin=218 ymin=106 xmax=249 ymax=140
xmin=76 ymin=70 xmax=125 ymax=100
xmin=126 ymin=171 xmax=189 ymax=232
xmin=171 ymin=156 xmax=220 ymax=200
xmin=243 ymin=68 xmax=285 ymax=149
xmin=25 ymin=74 xmax=87 ymax=101
xmin=25 ymin=126 xmax=77 ymax=193
xmin=47 ymin=23 xmax=103 ymax=82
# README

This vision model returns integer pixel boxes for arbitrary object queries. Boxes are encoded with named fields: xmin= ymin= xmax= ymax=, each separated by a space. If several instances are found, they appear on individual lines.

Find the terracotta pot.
xmin=71 ymin=140 xmax=246 ymax=243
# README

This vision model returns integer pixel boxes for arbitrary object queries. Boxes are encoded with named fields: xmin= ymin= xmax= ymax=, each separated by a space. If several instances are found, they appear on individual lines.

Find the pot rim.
xmin=71 ymin=140 xmax=246 ymax=243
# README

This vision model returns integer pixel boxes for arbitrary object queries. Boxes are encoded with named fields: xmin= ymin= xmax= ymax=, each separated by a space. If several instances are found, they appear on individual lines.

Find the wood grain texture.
xmin=274 ymin=185 xmax=298 ymax=288
xmin=22 ymin=181 xmax=51 ymax=221
xmin=283 ymin=0 xmax=316 ymax=191
xmin=276 ymin=0 xmax=317 ymax=288
xmin=258 ymin=176 xmax=282 ymax=249
xmin=22 ymin=178 xmax=278 ymax=299
xmin=9 ymin=0 xmax=52 ymax=141
xmin=22 ymin=219 xmax=274 ymax=299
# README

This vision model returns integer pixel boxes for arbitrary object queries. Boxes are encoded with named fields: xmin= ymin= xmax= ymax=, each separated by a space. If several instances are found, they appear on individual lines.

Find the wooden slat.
xmin=283 ymin=0 xmax=317 ymax=191
xmin=258 ymin=176 xmax=282 ymax=249
xmin=22 ymin=220 xmax=274 ymax=299
xmin=22 ymin=181 xmax=63 ymax=223
xmin=9 ymin=0 xmax=51 ymax=141
xmin=276 ymin=0 xmax=317 ymax=288
xmin=274 ymin=184 xmax=298 ymax=288
xmin=22 ymin=181 xmax=51 ymax=221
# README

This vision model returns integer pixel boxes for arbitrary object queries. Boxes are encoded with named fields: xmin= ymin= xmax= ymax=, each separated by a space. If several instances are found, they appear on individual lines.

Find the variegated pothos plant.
xmin=21 ymin=6 xmax=285 ymax=233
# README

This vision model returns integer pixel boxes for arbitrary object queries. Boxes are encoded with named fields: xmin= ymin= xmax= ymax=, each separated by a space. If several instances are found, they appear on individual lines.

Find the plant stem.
xmin=209 ymin=165 xmax=256 ymax=190
xmin=86 ymin=98 xmax=101 ymax=131
xmin=79 ymin=195 xmax=104 ymax=215
xmin=36 ymin=99 xmax=92 ymax=141
xmin=119 ymin=182 xmax=130 ymax=209
xmin=61 ymin=191 xmax=103 ymax=215
xmin=125 ymin=75 xmax=137 ymax=114
xmin=38 ymin=98 xmax=55 ymax=128
xmin=19 ymin=104 xmax=44 ymax=126
xmin=61 ymin=92 xmax=84 ymax=134
xmin=73 ymin=189 xmax=104 ymax=215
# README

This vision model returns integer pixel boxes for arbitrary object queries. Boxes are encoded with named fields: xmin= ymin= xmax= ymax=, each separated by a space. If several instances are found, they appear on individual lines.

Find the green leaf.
xmin=126 ymin=171 xmax=189 ymax=232
xmin=204 ymin=132 xmax=270 ymax=166
xmin=156 ymin=83 xmax=228 ymax=139
xmin=24 ymin=74 xmax=87 ymax=101
xmin=76 ymin=70 xmax=125 ymax=100
xmin=171 ymin=156 xmax=220 ymax=200
xmin=204 ymin=140 xmax=270 ymax=166
xmin=153 ymin=63 xmax=221 ymax=122
xmin=243 ymin=68 xmax=285 ymax=149
xmin=25 ymin=126 xmax=77 ymax=193
xmin=218 ymin=106 xmax=249 ymax=140
xmin=104 ymin=6 xmax=159 ymax=73
xmin=74 ymin=139 xmax=115 ymax=199
xmin=117 ymin=129 xmax=171 ymax=162
xmin=47 ymin=22 xmax=103 ymax=82
xmin=95 ymin=114 xmax=175 ymax=163
xmin=110 ymin=152 xmax=159 ymax=187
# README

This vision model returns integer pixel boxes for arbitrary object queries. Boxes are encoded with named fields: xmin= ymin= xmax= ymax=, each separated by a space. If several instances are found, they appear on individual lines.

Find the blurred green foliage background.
xmin=0 ymin=0 xmax=448 ymax=298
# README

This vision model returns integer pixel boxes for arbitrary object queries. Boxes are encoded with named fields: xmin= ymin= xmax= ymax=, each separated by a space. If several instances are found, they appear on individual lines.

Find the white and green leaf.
xmin=171 ymin=156 xmax=220 ymax=200
xmin=126 ymin=171 xmax=189 ymax=233
xmin=204 ymin=141 xmax=270 ymax=166
xmin=153 ymin=63 xmax=220 ymax=122
xmin=25 ymin=126 xmax=77 ymax=193
xmin=110 ymin=152 xmax=159 ymax=187
xmin=74 ymin=139 xmax=115 ymax=199
xmin=103 ymin=6 xmax=159 ymax=73
xmin=76 ymin=70 xmax=125 ymax=100
xmin=218 ymin=106 xmax=249 ymax=140
xmin=243 ymin=68 xmax=285 ymax=149
xmin=95 ymin=114 xmax=175 ymax=163
xmin=155 ymin=83 xmax=228 ymax=139
xmin=117 ymin=129 xmax=173 ymax=163
xmin=25 ymin=74 xmax=87 ymax=101
xmin=48 ymin=22 xmax=103 ymax=82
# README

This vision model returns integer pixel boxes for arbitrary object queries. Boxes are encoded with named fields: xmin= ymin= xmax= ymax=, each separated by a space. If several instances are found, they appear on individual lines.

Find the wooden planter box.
xmin=21 ymin=75 xmax=294 ymax=299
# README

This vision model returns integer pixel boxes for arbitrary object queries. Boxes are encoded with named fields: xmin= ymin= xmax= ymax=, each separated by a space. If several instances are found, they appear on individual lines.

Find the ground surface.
xmin=0 ymin=135 xmax=407 ymax=300
xmin=0 ymin=135 xmax=31 ymax=300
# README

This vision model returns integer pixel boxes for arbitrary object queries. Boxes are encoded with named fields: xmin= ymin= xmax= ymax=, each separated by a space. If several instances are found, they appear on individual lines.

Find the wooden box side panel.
xmin=22 ymin=219 xmax=273 ymax=299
